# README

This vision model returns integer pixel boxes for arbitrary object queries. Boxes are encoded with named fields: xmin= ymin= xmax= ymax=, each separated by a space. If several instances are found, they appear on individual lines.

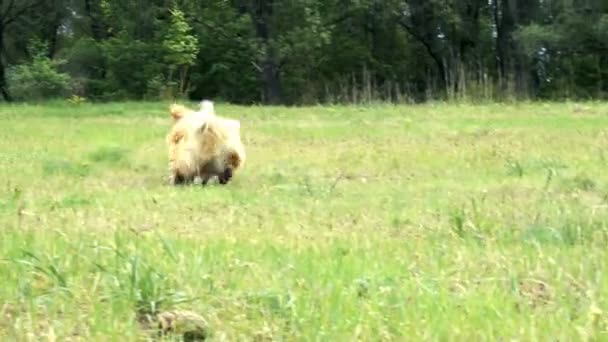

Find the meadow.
xmin=0 ymin=101 xmax=607 ymax=341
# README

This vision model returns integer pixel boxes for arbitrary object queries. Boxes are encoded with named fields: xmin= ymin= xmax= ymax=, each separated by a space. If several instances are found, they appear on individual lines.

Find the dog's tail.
xmin=169 ymin=104 xmax=192 ymax=121
xmin=200 ymin=100 xmax=215 ymax=116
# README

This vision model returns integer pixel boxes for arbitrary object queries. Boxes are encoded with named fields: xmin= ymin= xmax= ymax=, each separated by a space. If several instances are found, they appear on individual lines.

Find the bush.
xmin=62 ymin=38 xmax=107 ymax=98
xmin=145 ymin=74 xmax=177 ymax=101
xmin=102 ymin=34 xmax=164 ymax=99
xmin=7 ymin=52 xmax=72 ymax=101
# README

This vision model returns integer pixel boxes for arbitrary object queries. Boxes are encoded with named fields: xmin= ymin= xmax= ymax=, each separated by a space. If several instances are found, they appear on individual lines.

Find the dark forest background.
xmin=2 ymin=0 xmax=607 ymax=104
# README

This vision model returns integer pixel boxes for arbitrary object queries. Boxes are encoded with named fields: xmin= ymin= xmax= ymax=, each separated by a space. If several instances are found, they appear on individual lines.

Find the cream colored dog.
xmin=166 ymin=100 xmax=246 ymax=185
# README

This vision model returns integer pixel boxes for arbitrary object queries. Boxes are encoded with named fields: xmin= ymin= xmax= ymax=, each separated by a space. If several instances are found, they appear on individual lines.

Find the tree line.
xmin=2 ymin=0 xmax=607 ymax=104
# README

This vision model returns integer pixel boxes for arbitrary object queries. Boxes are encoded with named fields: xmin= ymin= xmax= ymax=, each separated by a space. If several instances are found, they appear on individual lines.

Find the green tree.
xmin=163 ymin=7 xmax=199 ymax=98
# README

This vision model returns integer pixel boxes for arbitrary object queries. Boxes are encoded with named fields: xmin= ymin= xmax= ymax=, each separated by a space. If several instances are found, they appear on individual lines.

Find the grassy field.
xmin=1 ymin=101 xmax=608 ymax=341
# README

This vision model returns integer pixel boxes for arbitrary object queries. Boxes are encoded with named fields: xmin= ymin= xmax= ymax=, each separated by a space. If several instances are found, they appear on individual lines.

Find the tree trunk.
xmin=84 ymin=0 xmax=106 ymax=41
xmin=396 ymin=20 xmax=447 ymax=96
xmin=493 ymin=0 xmax=508 ymax=92
xmin=0 ymin=29 xmax=12 ymax=102
xmin=0 ymin=63 xmax=11 ymax=102
xmin=261 ymin=54 xmax=281 ymax=104
xmin=47 ymin=18 xmax=59 ymax=58
xmin=179 ymin=66 xmax=190 ymax=97
xmin=395 ymin=0 xmax=448 ymax=98
xmin=252 ymin=0 xmax=282 ymax=104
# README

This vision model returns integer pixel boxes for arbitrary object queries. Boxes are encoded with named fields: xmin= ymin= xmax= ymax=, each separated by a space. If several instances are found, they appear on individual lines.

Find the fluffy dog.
xmin=166 ymin=101 xmax=246 ymax=186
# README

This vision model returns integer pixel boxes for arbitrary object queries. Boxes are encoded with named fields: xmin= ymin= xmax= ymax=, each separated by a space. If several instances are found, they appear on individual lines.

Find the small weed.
xmin=42 ymin=159 xmax=90 ymax=177
xmin=522 ymin=220 xmax=607 ymax=246
xmin=297 ymin=174 xmax=344 ymax=198
xmin=390 ymin=216 xmax=411 ymax=229
xmin=88 ymin=146 xmax=129 ymax=165
xmin=558 ymin=173 xmax=598 ymax=193
xmin=0 ymin=187 xmax=22 ymax=211
xmin=447 ymin=197 xmax=493 ymax=241
xmin=521 ymin=225 xmax=563 ymax=245
xmin=571 ymin=174 xmax=596 ymax=192
xmin=15 ymin=250 xmax=70 ymax=294
xmin=354 ymin=277 xmax=371 ymax=298
xmin=243 ymin=289 xmax=296 ymax=320
xmin=505 ymin=158 xmax=524 ymax=177
xmin=129 ymin=257 xmax=170 ymax=315
xmin=57 ymin=194 xmax=91 ymax=208
xmin=558 ymin=219 xmax=607 ymax=246
xmin=449 ymin=206 xmax=467 ymax=238
xmin=67 ymin=95 xmax=87 ymax=105
xmin=536 ymin=159 xmax=568 ymax=171
xmin=112 ymin=254 xmax=191 ymax=317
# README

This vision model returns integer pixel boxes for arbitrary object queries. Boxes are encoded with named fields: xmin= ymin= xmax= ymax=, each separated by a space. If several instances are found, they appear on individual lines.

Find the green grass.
xmin=1 ymin=100 xmax=608 ymax=340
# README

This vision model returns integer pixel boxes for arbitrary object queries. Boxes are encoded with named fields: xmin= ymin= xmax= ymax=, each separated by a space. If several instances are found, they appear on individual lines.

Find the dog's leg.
xmin=172 ymin=173 xmax=186 ymax=185
xmin=171 ymin=170 xmax=196 ymax=185
xmin=198 ymin=170 xmax=212 ymax=186
xmin=218 ymin=168 xmax=233 ymax=185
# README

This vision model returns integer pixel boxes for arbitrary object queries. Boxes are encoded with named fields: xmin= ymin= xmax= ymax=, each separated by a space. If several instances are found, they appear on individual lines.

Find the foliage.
xmin=514 ymin=24 xmax=560 ymax=57
xmin=162 ymin=7 xmax=200 ymax=98
xmin=163 ymin=7 xmax=199 ymax=68
xmin=102 ymin=34 xmax=164 ymax=100
xmin=6 ymin=40 xmax=72 ymax=101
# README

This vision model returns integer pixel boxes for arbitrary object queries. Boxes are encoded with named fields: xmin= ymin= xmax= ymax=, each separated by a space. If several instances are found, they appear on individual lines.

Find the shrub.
xmin=7 ymin=40 xmax=72 ymax=101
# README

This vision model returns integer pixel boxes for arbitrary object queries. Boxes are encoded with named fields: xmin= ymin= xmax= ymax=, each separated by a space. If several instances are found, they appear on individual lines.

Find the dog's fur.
xmin=166 ymin=101 xmax=245 ymax=185
xmin=169 ymin=100 xmax=215 ymax=122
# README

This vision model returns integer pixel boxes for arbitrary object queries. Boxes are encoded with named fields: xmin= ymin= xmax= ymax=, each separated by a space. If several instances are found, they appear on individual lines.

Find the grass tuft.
xmin=42 ymin=159 xmax=90 ymax=177
xmin=88 ymin=146 xmax=129 ymax=165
